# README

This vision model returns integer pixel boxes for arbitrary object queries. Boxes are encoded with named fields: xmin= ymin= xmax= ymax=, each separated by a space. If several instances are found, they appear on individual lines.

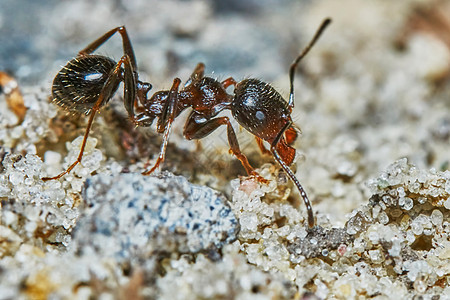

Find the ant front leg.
xmin=142 ymin=78 xmax=181 ymax=175
xmin=42 ymin=56 xmax=134 ymax=181
xmin=191 ymin=63 xmax=205 ymax=79
xmin=183 ymin=112 xmax=268 ymax=183
xmin=255 ymin=137 xmax=272 ymax=155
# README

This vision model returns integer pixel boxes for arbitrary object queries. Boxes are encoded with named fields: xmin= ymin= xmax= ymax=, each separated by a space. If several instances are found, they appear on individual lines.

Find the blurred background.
xmin=0 ymin=0 xmax=333 ymax=85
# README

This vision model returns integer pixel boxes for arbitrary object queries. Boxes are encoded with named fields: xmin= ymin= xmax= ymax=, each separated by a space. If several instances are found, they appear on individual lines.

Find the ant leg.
xmin=183 ymin=112 xmax=268 ymax=183
xmin=255 ymin=137 xmax=271 ymax=155
xmin=142 ymin=78 xmax=181 ymax=175
xmin=79 ymin=26 xmax=137 ymax=70
xmin=270 ymin=122 xmax=314 ymax=227
xmin=123 ymin=55 xmax=137 ymax=119
xmin=288 ymin=18 xmax=331 ymax=110
xmin=42 ymin=56 xmax=132 ymax=181
xmin=157 ymin=78 xmax=182 ymax=132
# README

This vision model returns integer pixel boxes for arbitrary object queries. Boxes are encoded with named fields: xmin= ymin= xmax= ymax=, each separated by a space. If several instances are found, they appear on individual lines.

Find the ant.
xmin=43 ymin=19 xmax=331 ymax=228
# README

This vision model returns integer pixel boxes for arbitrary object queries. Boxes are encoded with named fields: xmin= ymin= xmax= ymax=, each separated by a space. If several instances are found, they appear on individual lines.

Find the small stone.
xmin=240 ymin=212 xmax=259 ymax=232
xmin=397 ymin=187 xmax=406 ymax=197
xmin=399 ymin=197 xmax=413 ymax=211
xmin=337 ymin=244 xmax=347 ymax=256
xmin=368 ymin=249 xmax=384 ymax=264
xmin=413 ymin=278 xmax=427 ymax=294
xmin=430 ymin=209 xmax=443 ymax=226
xmin=444 ymin=198 xmax=450 ymax=210
xmin=418 ymin=197 xmax=427 ymax=204
xmin=43 ymin=151 xmax=61 ymax=165
xmin=372 ymin=205 xmax=381 ymax=219
xmin=73 ymin=172 xmax=239 ymax=258
xmin=378 ymin=212 xmax=389 ymax=225
xmin=411 ymin=220 xmax=423 ymax=235
xmin=388 ymin=240 xmax=401 ymax=257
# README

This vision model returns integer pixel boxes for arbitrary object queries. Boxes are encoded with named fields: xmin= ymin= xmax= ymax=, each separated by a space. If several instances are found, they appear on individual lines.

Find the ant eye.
xmin=255 ymin=110 xmax=265 ymax=121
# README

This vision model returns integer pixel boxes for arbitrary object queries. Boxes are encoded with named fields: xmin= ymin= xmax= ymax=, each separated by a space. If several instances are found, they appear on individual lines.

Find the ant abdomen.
xmin=52 ymin=55 xmax=120 ymax=114
xmin=232 ymin=78 xmax=291 ymax=142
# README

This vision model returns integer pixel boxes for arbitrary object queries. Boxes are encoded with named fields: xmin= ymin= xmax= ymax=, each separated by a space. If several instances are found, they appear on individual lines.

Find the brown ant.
xmin=43 ymin=19 xmax=331 ymax=228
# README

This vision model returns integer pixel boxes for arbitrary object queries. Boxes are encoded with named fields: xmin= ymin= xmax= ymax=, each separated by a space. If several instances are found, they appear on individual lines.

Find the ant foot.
xmin=142 ymin=167 xmax=156 ymax=176
xmin=142 ymin=158 xmax=161 ymax=176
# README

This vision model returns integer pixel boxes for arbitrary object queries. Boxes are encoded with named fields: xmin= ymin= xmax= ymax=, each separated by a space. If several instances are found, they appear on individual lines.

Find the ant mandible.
xmin=43 ymin=19 xmax=331 ymax=228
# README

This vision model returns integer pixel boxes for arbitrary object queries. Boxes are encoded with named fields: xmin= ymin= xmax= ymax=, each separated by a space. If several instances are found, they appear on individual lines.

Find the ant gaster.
xmin=42 ymin=26 xmax=152 ymax=181
xmin=43 ymin=19 xmax=331 ymax=228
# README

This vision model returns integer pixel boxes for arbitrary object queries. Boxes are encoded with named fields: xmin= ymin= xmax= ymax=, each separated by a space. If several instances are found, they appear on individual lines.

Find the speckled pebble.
xmin=74 ymin=172 xmax=239 ymax=259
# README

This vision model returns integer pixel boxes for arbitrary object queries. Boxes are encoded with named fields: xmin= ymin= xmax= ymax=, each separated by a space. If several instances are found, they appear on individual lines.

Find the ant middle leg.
xmin=183 ymin=112 xmax=268 ymax=183
xmin=42 ymin=55 xmax=136 ymax=181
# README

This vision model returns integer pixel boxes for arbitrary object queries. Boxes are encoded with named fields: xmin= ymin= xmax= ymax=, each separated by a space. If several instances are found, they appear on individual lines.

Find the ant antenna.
xmin=271 ymin=122 xmax=314 ymax=227
xmin=273 ymin=149 xmax=314 ymax=227
xmin=288 ymin=18 xmax=332 ymax=108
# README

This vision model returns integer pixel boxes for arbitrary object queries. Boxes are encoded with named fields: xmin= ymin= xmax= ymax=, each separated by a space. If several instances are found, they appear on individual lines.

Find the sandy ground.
xmin=1 ymin=0 xmax=449 ymax=299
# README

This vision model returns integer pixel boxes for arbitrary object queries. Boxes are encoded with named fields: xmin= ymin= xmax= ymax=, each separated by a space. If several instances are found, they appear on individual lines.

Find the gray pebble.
xmin=73 ymin=172 xmax=239 ymax=260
